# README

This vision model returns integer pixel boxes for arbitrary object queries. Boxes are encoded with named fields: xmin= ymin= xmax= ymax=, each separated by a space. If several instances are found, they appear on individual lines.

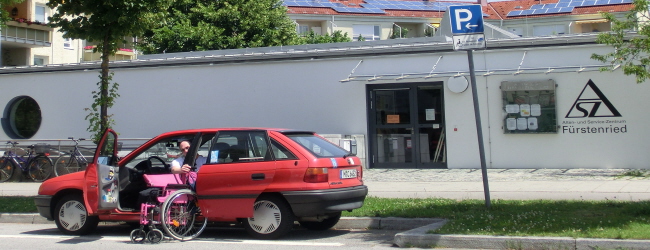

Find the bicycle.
xmin=0 ymin=141 xmax=54 ymax=182
xmin=54 ymin=137 xmax=89 ymax=177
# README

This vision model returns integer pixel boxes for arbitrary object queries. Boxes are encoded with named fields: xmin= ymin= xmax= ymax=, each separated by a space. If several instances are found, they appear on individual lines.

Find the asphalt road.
xmin=1 ymin=223 xmax=403 ymax=250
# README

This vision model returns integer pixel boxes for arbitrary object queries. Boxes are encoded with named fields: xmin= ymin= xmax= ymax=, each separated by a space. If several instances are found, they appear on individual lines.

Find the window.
xmin=283 ymin=132 xmax=350 ymax=157
xmin=35 ymin=5 xmax=47 ymax=23
xmin=123 ymin=134 xmax=214 ymax=169
xmin=298 ymin=25 xmax=310 ymax=35
xmin=64 ymin=38 xmax=72 ymax=49
xmin=353 ymin=25 xmax=380 ymax=41
xmin=270 ymin=139 xmax=298 ymax=160
xmin=3 ymin=96 xmax=42 ymax=139
xmin=33 ymin=56 xmax=47 ymax=65
xmin=533 ymin=24 xmax=565 ymax=36
xmin=209 ymin=131 xmax=271 ymax=163
xmin=502 ymin=80 xmax=558 ymax=133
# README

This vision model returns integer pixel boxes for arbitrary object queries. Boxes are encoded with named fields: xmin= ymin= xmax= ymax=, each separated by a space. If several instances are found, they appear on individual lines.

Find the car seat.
xmin=212 ymin=142 xmax=230 ymax=163
xmin=229 ymin=144 xmax=246 ymax=162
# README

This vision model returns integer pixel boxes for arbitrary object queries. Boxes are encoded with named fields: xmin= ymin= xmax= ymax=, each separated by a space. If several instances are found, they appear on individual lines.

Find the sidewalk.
xmin=364 ymin=168 xmax=650 ymax=201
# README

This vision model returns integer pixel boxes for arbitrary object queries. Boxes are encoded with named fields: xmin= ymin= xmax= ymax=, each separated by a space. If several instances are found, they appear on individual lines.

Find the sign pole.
xmin=467 ymin=49 xmax=491 ymax=208
xmin=449 ymin=4 xmax=490 ymax=208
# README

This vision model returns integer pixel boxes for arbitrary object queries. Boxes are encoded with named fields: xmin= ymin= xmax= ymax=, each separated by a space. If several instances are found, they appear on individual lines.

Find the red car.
xmin=34 ymin=128 xmax=367 ymax=239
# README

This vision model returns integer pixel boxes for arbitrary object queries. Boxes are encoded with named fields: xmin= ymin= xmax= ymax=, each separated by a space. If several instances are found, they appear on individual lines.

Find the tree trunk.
xmin=100 ymin=36 xmax=111 ymax=133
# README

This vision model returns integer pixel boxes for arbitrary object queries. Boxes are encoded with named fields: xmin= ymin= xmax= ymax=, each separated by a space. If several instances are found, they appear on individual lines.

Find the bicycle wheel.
xmin=28 ymin=155 xmax=54 ymax=182
xmin=54 ymin=156 xmax=79 ymax=176
xmin=0 ymin=158 xmax=17 ymax=182
xmin=160 ymin=189 xmax=207 ymax=241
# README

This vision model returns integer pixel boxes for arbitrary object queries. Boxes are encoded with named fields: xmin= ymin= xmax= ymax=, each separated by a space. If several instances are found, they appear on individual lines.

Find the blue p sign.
xmin=449 ymin=5 xmax=484 ymax=34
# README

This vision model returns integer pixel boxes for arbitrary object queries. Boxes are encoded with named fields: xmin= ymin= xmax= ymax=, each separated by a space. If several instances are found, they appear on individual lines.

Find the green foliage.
xmin=591 ymin=0 xmax=650 ymax=83
xmin=0 ymin=0 xmax=24 ymax=25
xmin=48 ymin=0 xmax=172 ymax=139
xmin=84 ymin=72 xmax=119 ymax=143
xmin=357 ymin=34 xmax=365 ymax=41
xmin=345 ymin=197 xmax=650 ymax=239
xmin=296 ymin=30 xmax=351 ymax=44
xmin=616 ymin=169 xmax=650 ymax=178
xmin=138 ymin=0 xmax=300 ymax=54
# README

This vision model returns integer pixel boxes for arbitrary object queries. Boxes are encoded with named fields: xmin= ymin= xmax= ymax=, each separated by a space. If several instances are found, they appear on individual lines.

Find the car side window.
xmin=123 ymin=137 xmax=189 ymax=169
xmin=208 ymin=131 xmax=272 ymax=163
xmin=270 ymin=139 xmax=298 ymax=160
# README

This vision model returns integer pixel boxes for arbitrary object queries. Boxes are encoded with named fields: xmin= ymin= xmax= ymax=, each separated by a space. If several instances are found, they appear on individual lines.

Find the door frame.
xmin=366 ymin=82 xmax=446 ymax=169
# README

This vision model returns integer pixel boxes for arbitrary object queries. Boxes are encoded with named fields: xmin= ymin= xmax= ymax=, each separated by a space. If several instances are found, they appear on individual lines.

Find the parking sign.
xmin=449 ymin=5 xmax=484 ymax=35
xmin=448 ymin=4 xmax=485 ymax=50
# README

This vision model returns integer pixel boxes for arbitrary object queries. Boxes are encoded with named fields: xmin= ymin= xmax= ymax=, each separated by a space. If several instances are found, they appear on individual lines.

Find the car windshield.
xmin=283 ymin=133 xmax=350 ymax=158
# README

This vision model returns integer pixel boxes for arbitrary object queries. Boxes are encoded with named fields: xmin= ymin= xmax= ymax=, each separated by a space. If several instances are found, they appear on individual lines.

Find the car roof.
xmin=155 ymin=128 xmax=315 ymax=137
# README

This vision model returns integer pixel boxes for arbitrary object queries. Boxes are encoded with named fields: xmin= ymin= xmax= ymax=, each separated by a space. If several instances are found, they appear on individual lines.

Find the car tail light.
xmin=304 ymin=168 xmax=328 ymax=183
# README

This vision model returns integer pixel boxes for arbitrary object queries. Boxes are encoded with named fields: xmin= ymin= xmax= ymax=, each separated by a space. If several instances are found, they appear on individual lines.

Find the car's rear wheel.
xmin=242 ymin=195 xmax=295 ymax=239
xmin=299 ymin=212 xmax=342 ymax=231
xmin=54 ymin=194 xmax=99 ymax=235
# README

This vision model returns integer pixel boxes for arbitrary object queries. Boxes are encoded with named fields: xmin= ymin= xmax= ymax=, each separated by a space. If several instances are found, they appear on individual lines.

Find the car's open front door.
xmin=84 ymin=129 xmax=119 ymax=215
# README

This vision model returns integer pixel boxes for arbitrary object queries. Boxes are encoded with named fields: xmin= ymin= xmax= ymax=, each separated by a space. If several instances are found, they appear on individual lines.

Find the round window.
xmin=5 ymin=96 xmax=42 ymax=139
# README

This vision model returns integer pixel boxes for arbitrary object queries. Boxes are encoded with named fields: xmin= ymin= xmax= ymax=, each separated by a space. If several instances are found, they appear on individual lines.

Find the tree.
xmin=0 ymin=0 xmax=24 ymax=24
xmin=297 ymin=30 xmax=351 ymax=44
xmin=138 ymin=0 xmax=299 ymax=54
xmin=47 ymin=0 xmax=172 ymax=141
xmin=591 ymin=0 xmax=650 ymax=83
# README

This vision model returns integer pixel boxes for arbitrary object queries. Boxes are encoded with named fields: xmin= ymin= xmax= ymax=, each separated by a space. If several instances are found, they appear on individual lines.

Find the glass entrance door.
xmin=368 ymin=83 xmax=446 ymax=169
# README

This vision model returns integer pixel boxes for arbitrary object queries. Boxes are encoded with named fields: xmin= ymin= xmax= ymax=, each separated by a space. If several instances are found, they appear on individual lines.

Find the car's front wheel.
xmin=242 ymin=195 xmax=295 ymax=239
xmin=54 ymin=194 xmax=99 ymax=235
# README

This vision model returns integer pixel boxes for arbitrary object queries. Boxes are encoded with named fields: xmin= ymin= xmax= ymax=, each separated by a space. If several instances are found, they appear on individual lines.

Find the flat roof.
xmin=0 ymin=33 xmax=607 ymax=75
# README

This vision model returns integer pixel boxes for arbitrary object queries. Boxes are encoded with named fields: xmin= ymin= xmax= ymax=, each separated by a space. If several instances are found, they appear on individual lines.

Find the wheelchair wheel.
xmin=160 ymin=189 xmax=207 ymax=241
xmin=147 ymin=229 xmax=164 ymax=244
xmin=130 ymin=228 xmax=146 ymax=243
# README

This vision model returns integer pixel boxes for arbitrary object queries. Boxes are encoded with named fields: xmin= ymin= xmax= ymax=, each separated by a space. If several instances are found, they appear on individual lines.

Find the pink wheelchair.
xmin=129 ymin=174 xmax=206 ymax=243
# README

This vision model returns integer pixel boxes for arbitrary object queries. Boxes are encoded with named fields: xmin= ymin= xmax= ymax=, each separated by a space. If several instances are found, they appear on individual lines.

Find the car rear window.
xmin=283 ymin=133 xmax=349 ymax=158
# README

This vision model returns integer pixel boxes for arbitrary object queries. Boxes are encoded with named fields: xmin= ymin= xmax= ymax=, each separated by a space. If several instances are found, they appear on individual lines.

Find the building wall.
xmin=0 ymin=40 xmax=647 ymax=169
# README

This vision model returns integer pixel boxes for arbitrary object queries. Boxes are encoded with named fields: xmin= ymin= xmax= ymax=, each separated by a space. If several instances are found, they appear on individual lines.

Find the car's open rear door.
xmin=84 ymin=129 xmax=119 ymax=215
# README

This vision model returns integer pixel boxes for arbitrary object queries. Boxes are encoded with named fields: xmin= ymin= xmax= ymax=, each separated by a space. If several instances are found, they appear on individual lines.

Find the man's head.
xmin=179 ymin=141 xmax=191 ymax=156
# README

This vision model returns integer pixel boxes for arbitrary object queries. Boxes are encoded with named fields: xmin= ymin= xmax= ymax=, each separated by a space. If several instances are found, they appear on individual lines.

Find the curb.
xmin=394 ymin=222 xmax=650 ymax=250
xmin=0 ymin=214 xmax=444 ymax=230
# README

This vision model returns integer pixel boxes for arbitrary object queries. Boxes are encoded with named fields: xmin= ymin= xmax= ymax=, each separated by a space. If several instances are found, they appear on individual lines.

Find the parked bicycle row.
xmin=0 ymin=138 xmax=91 ymax=182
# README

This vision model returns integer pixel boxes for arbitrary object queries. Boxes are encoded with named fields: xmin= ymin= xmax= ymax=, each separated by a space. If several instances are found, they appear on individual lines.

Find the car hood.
xmin=38 ymin=171 xmax=85 ymax=195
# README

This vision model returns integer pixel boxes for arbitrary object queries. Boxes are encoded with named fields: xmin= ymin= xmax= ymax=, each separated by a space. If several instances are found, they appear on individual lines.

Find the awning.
xmin=575 ymin=19 xmax=609 ymax=24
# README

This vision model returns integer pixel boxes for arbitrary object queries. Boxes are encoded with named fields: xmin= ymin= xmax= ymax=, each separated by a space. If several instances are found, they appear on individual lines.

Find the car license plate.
xmin=340 ymin=169 xmax=357 ymax=179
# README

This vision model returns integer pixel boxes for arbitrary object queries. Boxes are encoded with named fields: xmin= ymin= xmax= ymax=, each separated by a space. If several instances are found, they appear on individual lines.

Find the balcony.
xmin=83 ymin=46 xmax=136 ymax=62
xmin=1 ymin=20 xmax=53 ymax=48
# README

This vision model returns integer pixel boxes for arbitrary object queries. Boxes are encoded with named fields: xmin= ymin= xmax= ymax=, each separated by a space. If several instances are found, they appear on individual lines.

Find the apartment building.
xmin=0 ymin=0 xmax=135 ymax=67
xmin=286 ymin=0 xmax=633 ymax=39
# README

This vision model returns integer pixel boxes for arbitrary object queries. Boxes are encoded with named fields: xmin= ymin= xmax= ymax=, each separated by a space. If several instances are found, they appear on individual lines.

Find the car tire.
xmin=299 ymin=212 xmax=342 ymax=231
xmin=242 ymin=195 xmax=295 ymax=239
xmin=54 ymin=194 xmax=99 ymax=235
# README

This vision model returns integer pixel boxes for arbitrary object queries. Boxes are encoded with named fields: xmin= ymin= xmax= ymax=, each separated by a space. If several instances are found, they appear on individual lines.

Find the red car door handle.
xmin=251 ymin=173 xmax=265 ymax=180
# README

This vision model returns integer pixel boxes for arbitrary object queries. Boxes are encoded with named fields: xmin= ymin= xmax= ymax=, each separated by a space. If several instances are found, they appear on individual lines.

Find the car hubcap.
xmin=248 ymin=200 xmax=281 ymax=234
xmin=59 ymin=200 xmax=87 ymax=231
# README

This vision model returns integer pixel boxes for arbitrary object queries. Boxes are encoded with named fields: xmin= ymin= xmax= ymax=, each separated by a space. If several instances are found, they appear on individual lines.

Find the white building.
xmin=0 ymin=31 xmax=646 ymax=169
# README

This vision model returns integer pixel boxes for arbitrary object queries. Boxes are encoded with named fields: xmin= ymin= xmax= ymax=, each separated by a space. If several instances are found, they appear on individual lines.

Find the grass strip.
xmin=0 ymin=196 xmax=37 ymax=213
xmin=343 ymin=196 xmax=650 ymax=239
xmin=4 ymin=196 xmax=650 ymax=239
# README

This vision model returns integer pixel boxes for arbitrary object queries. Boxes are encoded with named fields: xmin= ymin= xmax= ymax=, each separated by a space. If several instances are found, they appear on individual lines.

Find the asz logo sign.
xmin=565 ymin=80 xmax=621 ymax=118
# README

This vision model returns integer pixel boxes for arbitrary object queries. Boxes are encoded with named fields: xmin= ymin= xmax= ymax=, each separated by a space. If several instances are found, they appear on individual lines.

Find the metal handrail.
xmin=0 ymin=138 xmax=150 ymax=157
